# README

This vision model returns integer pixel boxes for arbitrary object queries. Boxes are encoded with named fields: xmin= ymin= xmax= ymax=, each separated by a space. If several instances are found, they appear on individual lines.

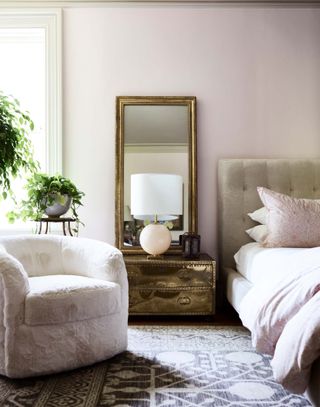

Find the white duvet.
xmin=238 ymin=245 xmax=320 ymax=394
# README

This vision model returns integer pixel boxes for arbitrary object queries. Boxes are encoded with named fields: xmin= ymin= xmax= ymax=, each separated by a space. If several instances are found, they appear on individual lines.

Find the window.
xmin=0 ymin=10 xmax=61 ymax=231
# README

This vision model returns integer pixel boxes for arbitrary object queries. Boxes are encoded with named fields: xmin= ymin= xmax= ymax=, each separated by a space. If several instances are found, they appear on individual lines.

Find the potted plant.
xmin=0 ymin=91 xmax=39 ymax=199
xmin=7 ymin=173 xmax=85 ymax=226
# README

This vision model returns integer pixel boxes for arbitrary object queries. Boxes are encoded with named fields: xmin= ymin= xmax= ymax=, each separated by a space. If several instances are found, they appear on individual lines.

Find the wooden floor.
xmin=129 ymin=303 xmax=242 ymax=326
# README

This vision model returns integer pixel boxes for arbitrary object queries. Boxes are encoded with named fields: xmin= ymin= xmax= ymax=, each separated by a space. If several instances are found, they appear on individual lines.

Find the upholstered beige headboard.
xmin=218 ymin=159 xmax=320 ymax=271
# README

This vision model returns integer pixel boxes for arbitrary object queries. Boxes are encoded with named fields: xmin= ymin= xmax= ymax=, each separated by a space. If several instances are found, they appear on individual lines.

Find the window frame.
xmin=0 ymin=8 xmax=62 ymax=174
xmin=0 ymin=9 xmax=62 ymax=233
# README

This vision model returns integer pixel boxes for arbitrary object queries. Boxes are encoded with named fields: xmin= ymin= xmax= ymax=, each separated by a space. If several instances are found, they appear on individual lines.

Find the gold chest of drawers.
xmin=125 ymin=254 xmax=216 ymax=316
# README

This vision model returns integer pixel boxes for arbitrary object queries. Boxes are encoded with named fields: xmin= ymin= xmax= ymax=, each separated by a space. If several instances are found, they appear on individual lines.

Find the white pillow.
xmin=258 ymin=187 xmax=320 ymax=248
xmin=246 ymin=225 xmax=268 ymax=243
xmin=248 ymin=207 xmax=267 ymax=224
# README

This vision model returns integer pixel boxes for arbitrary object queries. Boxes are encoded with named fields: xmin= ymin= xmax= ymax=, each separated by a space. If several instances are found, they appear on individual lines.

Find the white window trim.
xmin=0 ymin=8 xmax=62 ymax=174
xmin=0 ymin=9 xmax=62 ymax=234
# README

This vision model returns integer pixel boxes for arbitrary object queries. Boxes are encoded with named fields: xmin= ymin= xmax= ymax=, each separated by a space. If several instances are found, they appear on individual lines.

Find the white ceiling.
xmin=1 ymin=0 xmax=320 ymax=3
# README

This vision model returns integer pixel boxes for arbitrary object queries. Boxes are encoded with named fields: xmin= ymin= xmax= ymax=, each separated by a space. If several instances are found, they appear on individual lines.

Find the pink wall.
xmin=63 ymin=5 xmax=320 ymax=257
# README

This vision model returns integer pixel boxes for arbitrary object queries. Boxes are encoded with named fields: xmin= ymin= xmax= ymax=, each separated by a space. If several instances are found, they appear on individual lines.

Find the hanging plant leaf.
xmin=0 ymin=90 xmax=39 ymax=197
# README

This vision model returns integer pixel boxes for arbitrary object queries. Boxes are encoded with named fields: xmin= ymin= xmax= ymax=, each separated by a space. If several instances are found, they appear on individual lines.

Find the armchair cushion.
xmin=26 ymin=275 xmax=121 ymax=326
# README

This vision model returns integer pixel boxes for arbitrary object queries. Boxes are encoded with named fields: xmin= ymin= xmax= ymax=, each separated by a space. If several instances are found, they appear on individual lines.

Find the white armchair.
xmin=0 ymin=235 xmax=128 ymax=378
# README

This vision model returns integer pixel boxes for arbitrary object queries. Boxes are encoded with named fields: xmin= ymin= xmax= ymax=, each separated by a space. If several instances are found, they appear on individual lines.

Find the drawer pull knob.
xmin=178 ymin=296 xmax=191 ymax=305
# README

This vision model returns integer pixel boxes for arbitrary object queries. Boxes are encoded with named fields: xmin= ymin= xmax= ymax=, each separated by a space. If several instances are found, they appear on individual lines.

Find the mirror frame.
xmin=115 ymin=96 xmax=197 ymax=254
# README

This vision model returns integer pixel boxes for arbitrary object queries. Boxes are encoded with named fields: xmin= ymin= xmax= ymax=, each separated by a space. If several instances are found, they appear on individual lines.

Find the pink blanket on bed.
xmin=239 ymin=248 xmax=320 ymax=393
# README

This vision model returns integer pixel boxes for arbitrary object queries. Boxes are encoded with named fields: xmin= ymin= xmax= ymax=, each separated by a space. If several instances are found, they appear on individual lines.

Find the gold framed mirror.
xmin=115 ymin=96 xmax=197 ymax=254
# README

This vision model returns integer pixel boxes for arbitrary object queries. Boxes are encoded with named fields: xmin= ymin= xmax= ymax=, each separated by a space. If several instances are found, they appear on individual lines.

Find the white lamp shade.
xmin=131 ymin=173 xmax=183 ymax=217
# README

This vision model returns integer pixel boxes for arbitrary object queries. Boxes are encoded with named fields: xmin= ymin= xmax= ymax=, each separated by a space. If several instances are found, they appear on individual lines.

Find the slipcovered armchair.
xmin=0 ymin=235 xmax=128 ymax=378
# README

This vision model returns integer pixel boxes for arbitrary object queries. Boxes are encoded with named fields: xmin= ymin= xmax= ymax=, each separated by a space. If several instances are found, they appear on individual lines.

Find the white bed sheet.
xmin=226 ymin=269 xmax=252 ymax=312
xmin=234 ymin=242 xmax=306 ymax=288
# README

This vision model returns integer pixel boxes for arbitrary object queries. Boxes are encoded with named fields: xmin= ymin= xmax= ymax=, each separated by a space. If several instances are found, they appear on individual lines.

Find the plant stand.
xmin=36 ymin=217 xmax=76 ymax=236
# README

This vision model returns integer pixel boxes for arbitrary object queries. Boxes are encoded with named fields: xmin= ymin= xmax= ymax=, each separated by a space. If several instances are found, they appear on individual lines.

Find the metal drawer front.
xmin=129 ymin=288 xmax=214 ymax=315
xmin=127 ymin=263 xmax=214 ymax=289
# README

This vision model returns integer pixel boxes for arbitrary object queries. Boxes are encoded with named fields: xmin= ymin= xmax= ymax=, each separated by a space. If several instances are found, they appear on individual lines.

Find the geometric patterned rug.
xmin=0 ymin=326 xmax=311 ymax=406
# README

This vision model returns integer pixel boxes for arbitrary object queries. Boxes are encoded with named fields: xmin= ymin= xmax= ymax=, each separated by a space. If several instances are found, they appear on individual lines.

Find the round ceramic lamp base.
xmin=139 ymin=223 xmax=171 ymax=256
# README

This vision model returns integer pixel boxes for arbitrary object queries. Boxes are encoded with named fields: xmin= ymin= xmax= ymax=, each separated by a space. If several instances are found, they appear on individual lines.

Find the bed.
xmin=218 ymin=158 xmax=320 ymax=407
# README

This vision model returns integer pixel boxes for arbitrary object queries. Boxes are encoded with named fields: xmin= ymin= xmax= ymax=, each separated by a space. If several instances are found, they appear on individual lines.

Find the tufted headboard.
xmin=218 ymin=159 xmax=320 ymax=272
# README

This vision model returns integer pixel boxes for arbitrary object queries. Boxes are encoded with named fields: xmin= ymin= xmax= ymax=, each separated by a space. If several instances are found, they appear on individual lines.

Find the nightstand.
xmin=124 ymin=254 xmax=215 ymax=316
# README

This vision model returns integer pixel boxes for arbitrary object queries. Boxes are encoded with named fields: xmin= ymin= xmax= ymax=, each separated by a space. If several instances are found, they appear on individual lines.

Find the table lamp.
xmin=131 ymin=173 xmax=183 ymax=256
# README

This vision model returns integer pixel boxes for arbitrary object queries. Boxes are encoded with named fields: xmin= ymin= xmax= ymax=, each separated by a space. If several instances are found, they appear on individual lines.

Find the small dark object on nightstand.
xmin=179 ymin=232 xmax=201 ymax=258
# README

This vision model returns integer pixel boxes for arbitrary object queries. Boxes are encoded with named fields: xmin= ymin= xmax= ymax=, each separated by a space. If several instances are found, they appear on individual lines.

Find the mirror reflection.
xmin=124 ymin=105 xmax=189 ymax=247
xmin=115 ymin=96 xmax=197 ymax=254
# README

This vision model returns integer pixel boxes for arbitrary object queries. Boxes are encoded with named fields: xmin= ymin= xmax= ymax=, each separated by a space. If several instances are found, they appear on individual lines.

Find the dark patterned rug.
xmin=0 ymin=326 xmax=311 ymax=406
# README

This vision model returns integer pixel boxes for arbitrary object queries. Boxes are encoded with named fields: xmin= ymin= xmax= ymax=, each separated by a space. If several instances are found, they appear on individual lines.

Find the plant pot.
xmin=44 ymin=195 xmax=72 ymax=218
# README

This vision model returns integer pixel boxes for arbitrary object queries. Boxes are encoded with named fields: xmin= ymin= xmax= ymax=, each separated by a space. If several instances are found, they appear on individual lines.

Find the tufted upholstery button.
xmin=243 ymin=185 xmax=247 ymax=191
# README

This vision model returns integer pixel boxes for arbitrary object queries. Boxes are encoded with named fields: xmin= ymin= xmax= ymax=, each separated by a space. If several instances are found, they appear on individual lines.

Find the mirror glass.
xmin=115 ymin=96 xmax=197 ymax=254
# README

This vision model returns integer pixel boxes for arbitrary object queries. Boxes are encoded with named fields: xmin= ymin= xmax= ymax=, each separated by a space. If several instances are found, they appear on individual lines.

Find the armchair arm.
xmin=0 ymin=251 xmax=29 ymax=326
xmin=61 ymin=237 xmax=128 ymax=310
xmin=61 ymin=237 xmax=128 ymax=301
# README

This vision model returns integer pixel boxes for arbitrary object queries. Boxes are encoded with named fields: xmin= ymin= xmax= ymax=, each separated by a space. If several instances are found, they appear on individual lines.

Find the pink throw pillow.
xmin=257 ymin=187 xmax=320 ymax=248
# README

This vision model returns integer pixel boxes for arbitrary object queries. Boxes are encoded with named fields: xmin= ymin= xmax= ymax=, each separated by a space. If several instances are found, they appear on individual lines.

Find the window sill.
xmin=0 ymin=222 xmax=35 ymax=236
